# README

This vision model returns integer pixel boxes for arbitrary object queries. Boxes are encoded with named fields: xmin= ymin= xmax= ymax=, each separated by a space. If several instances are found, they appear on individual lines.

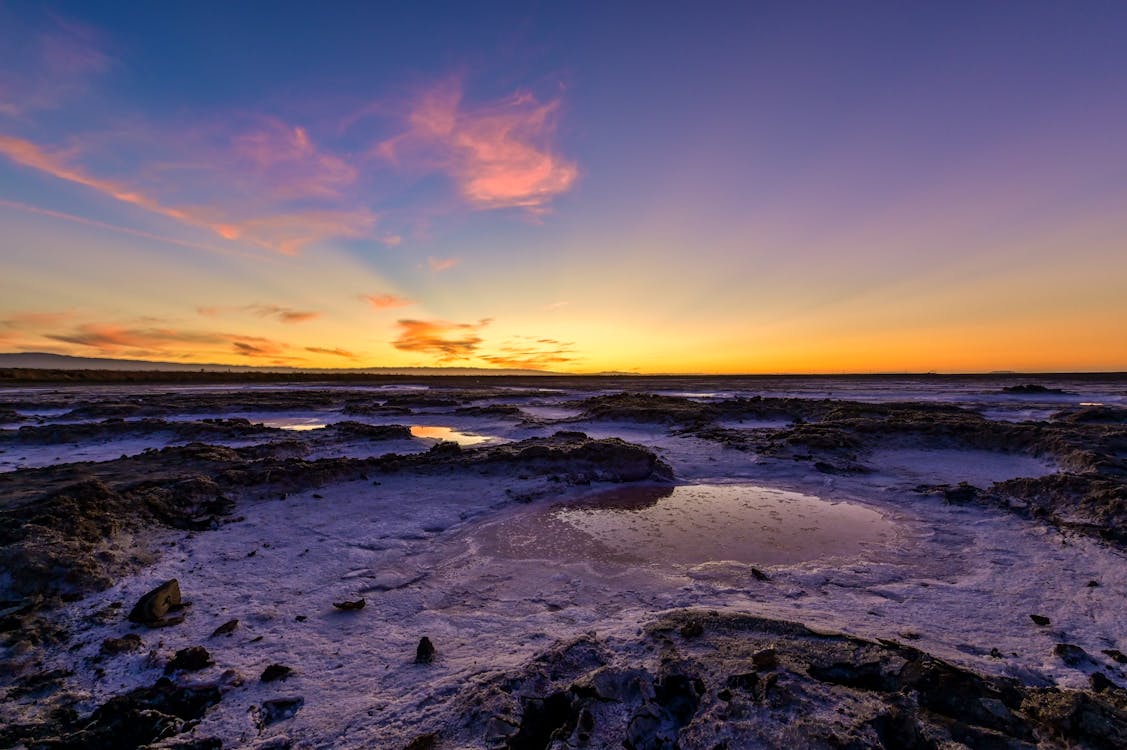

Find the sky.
xmin=1 ymin=1 xmax=1125 ymax=373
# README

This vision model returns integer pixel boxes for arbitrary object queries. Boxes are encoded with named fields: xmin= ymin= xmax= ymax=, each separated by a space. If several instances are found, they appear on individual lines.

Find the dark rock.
xmin=726 ymin=672 xmax=758 ymax=691
xmin=332 ymin=598 xmax=365 ymax=611
xmin=808 ymin=660 xmax=894 ymax=692
xmin=751 ymin=567 xmax=770 ymax=582
xmin=679 ymin=619 xmax=704 ymax=638
xmin=71 ymin=677 xmax=220 ymax=749
xmin=210 ymin=619 xmax=238 ymax=637
xmin=257 ymin=697 xmax=303 ymax=727
xmin=403 ymin=733 xmax=438 ymax=750
xmin=101 ymin=633 xmax=143 ymax=655
xmin=1002 ymin=384 xmax=1068 ymax=394
xmin=507 ymin=691 xmax=574 ymax=750
xmin=1055 ymin=643 xmax=1097 ymax=668
xmin=328 ymin=421 xmax=412 ymax=440
xmin=416 ymin=636 xmax=436 ymax=664
xmin=261 ymin=664 xmax=294 ymax=682
xmin=1090 ymin=673 xmax=1117 ymax=692
xmin=165 ymin=645 xmax=213 ymax=674
xmin=943 ymin=482 xmax=980 ymax=504
xmin=1103 ymin=649 xmax=1127 ymax=664
xmin=1030 ymin=614 xmax=1051 ymax=626
xmin=752 ymin=648 xmax=778 ymax=671
xmin=128 ymin=579 xmax=185 ymax=627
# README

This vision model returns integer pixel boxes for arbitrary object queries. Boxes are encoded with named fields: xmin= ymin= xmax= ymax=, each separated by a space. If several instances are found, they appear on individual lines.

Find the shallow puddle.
xmin=479 ymin=483 xmax=896 ymax=567
xmin=261 ymin=416 xmax=328 ymax=431
xmin=410 ymin=425 xmax=493 ymax=446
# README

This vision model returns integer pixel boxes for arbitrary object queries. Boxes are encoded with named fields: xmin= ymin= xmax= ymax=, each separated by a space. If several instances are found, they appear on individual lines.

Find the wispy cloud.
xmin=0 ymin=133 xmax=378 ymax=255
xmin=0 ymin=198 xmax=260 ymax=258
xmin=377 ymin=81 xmax=578 ymax=211
xmin=0 ymin=11 xmax=112 ymax=116
xmin=480 ymin=336 xmax=576 ymax=370
xmin=361 ymin=293 xmax=412 ymax=310
xmin=197 ymin=303 xmax=319 ymax=324
xmin=427 ymin=256 xmax=460 ymax=272
xmin=0 ymin=309 xmax=76 ymax=330
xmin=391 ymin=318 xmax=490 ymax=360
xmin=232 ymin=119 xmax=357 ymax=200
xmin=43 ymin=322 xmax=298 ymax=361
xmin=305 ymin=346 xmax=358 ymax=359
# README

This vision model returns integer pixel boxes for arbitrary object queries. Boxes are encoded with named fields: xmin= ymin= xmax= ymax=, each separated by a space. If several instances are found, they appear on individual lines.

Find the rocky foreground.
xmin=1 ymin=379 xmax=1125 ymax=748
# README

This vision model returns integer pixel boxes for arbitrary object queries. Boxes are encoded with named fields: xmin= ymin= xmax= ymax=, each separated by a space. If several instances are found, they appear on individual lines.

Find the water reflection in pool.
xmin=481 ymin=484 xmax=896 ymax=567
xmin=410 ymin=424 xmax=494 ymax=446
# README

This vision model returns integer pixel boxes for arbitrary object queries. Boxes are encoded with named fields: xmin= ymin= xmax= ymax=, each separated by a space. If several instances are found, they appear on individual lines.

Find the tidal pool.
xmin=409 ymin=424 xmax=493 ymax=446
xmin=481 ymin=483 xmax=896 ymax=567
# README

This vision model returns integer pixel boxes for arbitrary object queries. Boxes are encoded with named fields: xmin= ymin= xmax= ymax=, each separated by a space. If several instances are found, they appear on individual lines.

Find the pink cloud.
xmin=391 ymin=318 xmax=490 ymax=360
xmin=0 ymin=133 xmax=377 ymax=255
xmin=362 ymin=293 xmax=412 ymax=310
xmin=232 ymin=119 xmax=357 ymax=200
xmin=377 ymin=81 xmax=578 ymax=210
xmin=427 ymin=256 xmax=460 ymax=272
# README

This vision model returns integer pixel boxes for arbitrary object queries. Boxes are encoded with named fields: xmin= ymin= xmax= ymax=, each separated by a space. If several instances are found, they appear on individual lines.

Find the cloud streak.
xmin=362 ymin=293 xmax=412 ymax=310
xmin=305 ymin=346 xmax=358 ymax=359
xmin=480 ymin=336 xmax=576 ymax=370
xmin=42 ymin=322 xmax=299 ymax=362
xmin=426 ymin=256 xmax=460 ymax=272
xmin=197 ymin=304 xmax=320 ymax=324
xmin=0 ymin=134 xmax=378 ymax=255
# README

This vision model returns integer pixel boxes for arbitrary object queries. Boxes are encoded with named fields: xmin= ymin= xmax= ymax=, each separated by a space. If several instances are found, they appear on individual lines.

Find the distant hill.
xmin=0 ymin=352 xmax=554 ymax=376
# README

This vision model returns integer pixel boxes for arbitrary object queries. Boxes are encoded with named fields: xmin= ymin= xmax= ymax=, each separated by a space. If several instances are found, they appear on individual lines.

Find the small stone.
xmin=257 ymin=697 xmax=303 ymax=727
xmin=1054 ymin=643 xmax=1092 ymax=668
xmin=261 ymin=664 xmax=295 ymax=682
xmin=210 ymin=619 xmax=238 ymax=637
xmin=752 ymin=648 xmax=778 ymax=671
xmin=101 ymin=633 xmax=143 ymax=655
xmin=295 ymin=615 xmax=307 ymax=622
xmin=165 ymin=645 xmax=213 ymax=674
xmin=415 ymin=636 xmax=436 ymax=664
xmin=751 ymin=568 xmax=770 ymax=582
xmin=1086 ymin=580 xmax=1100 ymax=587
xmin=128 ymin=579 xmax=185 ymax=627
xmin=1029 ymin=614 xmax=1051 ymax=626
xmin=332 ymin=598 xmax=365 ymax=611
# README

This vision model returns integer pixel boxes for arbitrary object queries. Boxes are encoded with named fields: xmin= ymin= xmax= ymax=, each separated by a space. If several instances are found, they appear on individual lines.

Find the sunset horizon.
xmin=3 ymin=3 xmax=1126 ymax=373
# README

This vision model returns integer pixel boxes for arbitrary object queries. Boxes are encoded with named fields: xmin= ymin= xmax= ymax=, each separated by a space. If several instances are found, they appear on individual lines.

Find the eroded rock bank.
xmin=435 ymin=611 xmax=1127 ymax=750
xmin=570 ymin=393 xmax=1127 ymax=547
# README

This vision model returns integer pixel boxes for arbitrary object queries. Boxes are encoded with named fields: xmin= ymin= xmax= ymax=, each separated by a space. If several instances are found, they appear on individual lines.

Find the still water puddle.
xmin=261 ymin=416 xmax=328 ymax=431
xmin=481 ymin=483 xmax=895 ymax=566
xmin=410 ymin=425 xmax=493 ymax=446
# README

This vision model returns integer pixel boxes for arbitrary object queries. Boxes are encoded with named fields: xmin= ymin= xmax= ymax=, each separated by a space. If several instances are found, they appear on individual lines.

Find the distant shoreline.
xmin=2 ymin=367 xmax=1125 ymax=386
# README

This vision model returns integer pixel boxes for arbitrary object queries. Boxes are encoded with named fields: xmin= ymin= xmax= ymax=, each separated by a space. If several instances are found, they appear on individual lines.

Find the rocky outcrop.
xmin=442 ymin=611 xmax=1127 ymax=749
